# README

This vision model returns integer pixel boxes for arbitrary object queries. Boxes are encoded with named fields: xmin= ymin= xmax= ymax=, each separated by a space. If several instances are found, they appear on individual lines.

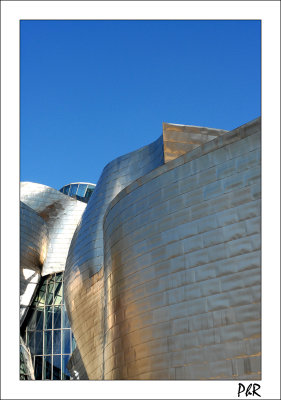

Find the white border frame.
xmin=1 ymin=1 xmax=280 ymax=399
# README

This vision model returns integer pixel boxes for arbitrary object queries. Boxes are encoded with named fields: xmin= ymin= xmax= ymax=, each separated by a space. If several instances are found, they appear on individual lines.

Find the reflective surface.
xmin=20 ymin=201 xmax=48 ymax=324
xmin=163 ymin=122 xmax=227 ymax=163
xmin=59 ymin=182 xmax=96 ymax=203
xmin=64 ymin=136 xmax=164 ymax=378
xmin=20 ymin=182 xmax=86 ymax=276
xmin=65 ymin=118 xmax=261 ymax=380
xmin=22 ymin=272 xmax=76 ymax=380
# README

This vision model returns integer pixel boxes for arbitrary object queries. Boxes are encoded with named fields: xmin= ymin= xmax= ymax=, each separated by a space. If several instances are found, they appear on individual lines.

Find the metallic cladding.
xmin=20 ymin=201 xmax=48 ymax=324
xmin=163 ymin=122 xmax=228 ymax=163
xmin=64 ymin=136 xmax=164 ymax=379
xmin=103 ymin=118 xmax=261 ymax=379
xmin=64 ymin=117 xmax=261 ymax=380
xmin=20 ymin=182 xmax=86 ymax=276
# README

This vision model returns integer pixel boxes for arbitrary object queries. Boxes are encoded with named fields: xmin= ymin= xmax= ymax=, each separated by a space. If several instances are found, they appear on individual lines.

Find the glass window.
xmin=43 ymin=356 xmax=52 ymax=380
xmin=27 ymin=307 xmax=37 ymax=330
xmin=53 ymin=281 xmax=62 ymax=306
xmin=62 ymin=304 xmax=70 ymax=328
xmin=36 ymin=308 xmax=44 ymax=330
xmin=46 ymin=281 xmax=54 ymax=305
xmin=35 ymin=331 xmax=43 ymax=355
xmin=45 ymin=306 xmax=53 ymax=330
xmin=27 ymin=331 xmax=35 ymax=355
xmin=85 ymin=186 xmax=95 ymax=199
xmin=53 ymin=330 xmax=61 ymax=354
xmin=34 ymin=356 xmax=42 ymax=380
xmin=53 ymin=306 xmax=61 ymax=329
xmin=64 ymin=185 xmax=70 ymax=195
xmin=69 ymin=184 xmax=78 ymax=197
xmin=53 ymin=355 xmax=61 ymax=380
xmin=76 ymin=184 xmax=87 ymax=197
xmin=62 ymin=354 xmax=71 ymax=380
xmin=44 ymin=331 xmax=52 ymax=355
xmin=72 ymin=332 xmax=76 ymax=352
xmin=62 ymin=329 xmax=71 ymax=354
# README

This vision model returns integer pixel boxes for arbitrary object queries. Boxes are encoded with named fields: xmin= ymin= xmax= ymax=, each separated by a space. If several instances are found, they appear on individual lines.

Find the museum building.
xmin=20 ymin=117 xmax=261 ymax=380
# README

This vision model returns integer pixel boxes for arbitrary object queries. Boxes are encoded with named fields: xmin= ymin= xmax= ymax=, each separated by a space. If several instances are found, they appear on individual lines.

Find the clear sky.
xmin=20 ymin=20 xmax=261 ymax=190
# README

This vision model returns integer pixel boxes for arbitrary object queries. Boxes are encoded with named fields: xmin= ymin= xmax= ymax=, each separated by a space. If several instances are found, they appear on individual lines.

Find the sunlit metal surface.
xmin=20 ymin=182 xmax=86 ymax=276
xmin=64 ymin=118 xmax=261 ymax=380
xmin=163 ymin=122 xmax=227 ymax=163
xmin=20 ymin=201 xmax=48 ymax=324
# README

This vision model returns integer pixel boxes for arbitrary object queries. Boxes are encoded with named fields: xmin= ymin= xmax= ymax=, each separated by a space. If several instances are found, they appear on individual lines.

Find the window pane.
xmin=62 ymin=330 xmax=71 ymax=354
xmin=55 ymin=273 xmax=63 ymax=283
xmin=43 ymin=356 xmax=52 ymax=380
xmin=36 ymin=308 xmax=44 ymax=330
xmin=35 ymin=331 xmax=43 ymax=355
xmin=69 ymin=184 xmax=78 ymax=196
xmin=45 ymin=306 xmax=53 ymax=330
xmin=44 ymin=331 xmax=52 ymax=355
xmin=34 ymin=356 xmax=42 ymax=380
xmin=46 ymin=282 xmax=54 ymax=305
xmin=77 ymin=184 xmax=87 ymax=197
xmin=53 ymin=355 xmax=61 ymax=380
xmin=62 ymin=304 xmax=70 ymax=328
xmin=62 ymin=354 xmax=71 ymax=380
xmin=27 ymin=331 xmax=35 ymax=355
xmin=53 ymin=330 xmax=61 ymax=354
xmin=53 ymin=306 xmax=61 ymax=329
xmin=53 ymin=281 xmax=62 ymax=306
xmin=72 ymin=333 xmax=76 ymax=352
xmin=27 ymin=307 xmax=37 ymax=330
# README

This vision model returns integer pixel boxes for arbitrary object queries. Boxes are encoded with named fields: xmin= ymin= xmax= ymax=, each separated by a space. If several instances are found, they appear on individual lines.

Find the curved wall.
xmin=20 ymin=182 xmax=86 ymax=276
xmin=64 ymin=136 xmax=164 ymax=379
xmin=102 ymin=118 xmax=261 ymax=379
xmin=20 ymin=201 xmax=48 ymax=324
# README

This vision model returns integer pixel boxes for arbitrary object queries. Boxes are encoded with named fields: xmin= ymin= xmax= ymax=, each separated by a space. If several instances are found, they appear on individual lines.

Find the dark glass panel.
xmin=53 ymin=330 xmax=61 ymax=354
xmin=64 ymin=185 xmax=70 ymax=195
xmin=77 ymin=184 xmax=87 ymax=197
xmin=27 ymin=307 xmax=37 ymax=330
xmin=27 ymin=331 xmax=35 ymax=355
xmin=53 ymin=306 xmax=61 ymax=329
xmin=34 ymin=356 xmax=42 ymax=380
xmin=62 ymin=330 xmax=71 ymax=354
xmin=44 ymin=331 xmax=52 ymax=355
xmin=55 ymin=273 xmax=63 ymax=283
xmin=53 ymin=355 xmax=61 ymax=380
xmin=43 ymin=356 xmax=52 ymax=380
xmin=35 ymin=331 xmax=43 ymax=355
xmin=72 ymin=332 xmax=76 ymax=352
xmin=62 ymin=354 xmax=71 ymax=380
xmin=85 ymin=187 xmax=95 ymax=199
xmin=62 ymin=304 xmax=70 ymax=329
xmin=46 ymin=281 xmax=54 ymax=305
xmin=36 ymin=308 xmax=44 ymax=330
xmin=45 ymin=306 xmax=53 ymax=330
xmin=53 ymin=281 xmax=63 ymax=306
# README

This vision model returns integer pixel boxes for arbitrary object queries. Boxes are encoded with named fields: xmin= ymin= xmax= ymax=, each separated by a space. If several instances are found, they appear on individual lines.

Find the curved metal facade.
xmin=64 ymin=136 xmax=164 ymax=379
xmin=20 ymin=201 xmax=48 ymax=324
xmin=103 ymin=118 xmax=261 ymax=379
xmin=20 ymin=182 xmax=86 ymax=276
xmin=64 ymin=117 xmax=261 ymax=380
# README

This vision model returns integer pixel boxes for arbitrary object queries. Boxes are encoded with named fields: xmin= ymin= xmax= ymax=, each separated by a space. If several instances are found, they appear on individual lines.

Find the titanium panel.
xmin=20 ymin=182 xmax=86 ymax=276
xmin=163 ymin=122 xmax=227 ymax=163
xmin=64 ymin=136 xmax=164 ymax=379
xmin=103 ymin=118 xmax=261 ymax=379
xmin=20 ymin=201 xmax=48 ymax=324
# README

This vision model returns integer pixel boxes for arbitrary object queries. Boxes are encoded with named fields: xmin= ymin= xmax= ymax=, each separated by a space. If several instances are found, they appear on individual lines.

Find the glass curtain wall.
xmin=23 ymin=272 xmax=76 ymax=380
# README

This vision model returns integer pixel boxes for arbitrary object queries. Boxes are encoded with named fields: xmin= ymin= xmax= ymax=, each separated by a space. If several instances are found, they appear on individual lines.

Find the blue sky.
xmin=20 ymin=20 xmax=261 ymax=190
